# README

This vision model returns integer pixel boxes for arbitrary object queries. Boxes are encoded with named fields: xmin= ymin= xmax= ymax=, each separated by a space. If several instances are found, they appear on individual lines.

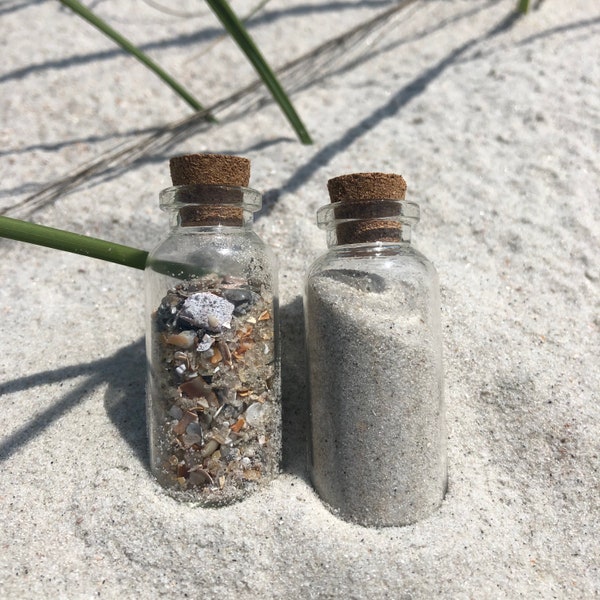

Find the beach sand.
xmin=1 ymin=0 xmax=598 ymax=597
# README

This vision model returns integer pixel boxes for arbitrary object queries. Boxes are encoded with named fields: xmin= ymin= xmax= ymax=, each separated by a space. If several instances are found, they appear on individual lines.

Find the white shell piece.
xmin=180 ymin=292 xmax=235 ymax=331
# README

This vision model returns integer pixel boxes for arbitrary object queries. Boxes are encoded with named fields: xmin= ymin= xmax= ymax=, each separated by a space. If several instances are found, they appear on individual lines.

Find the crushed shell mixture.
xmin=150 ymin=273 xmax=280 ymax=502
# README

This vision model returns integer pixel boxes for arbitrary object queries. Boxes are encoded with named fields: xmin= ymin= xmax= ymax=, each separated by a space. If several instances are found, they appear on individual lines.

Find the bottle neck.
xmin=170 ymin=210 xmax=255 ymax=230
xmin=159 ymin=184 xmax=261 ymax=229
xmin=326 ymin=223 xmax=413 ymax=248
xmin=317 ymin=199 xmax=420 ymax=248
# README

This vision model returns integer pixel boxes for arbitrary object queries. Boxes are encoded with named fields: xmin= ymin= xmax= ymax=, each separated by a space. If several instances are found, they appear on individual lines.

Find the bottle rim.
xmin=159 ymin=184 xmax=262 ymax=213
xmin=316 ymin=199 xmax=420 ymax=230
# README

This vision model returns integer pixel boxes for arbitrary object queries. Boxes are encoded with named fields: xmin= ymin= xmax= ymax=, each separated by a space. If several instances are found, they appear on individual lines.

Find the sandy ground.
xmin=1 ymin=0 xmax=599 ymax=597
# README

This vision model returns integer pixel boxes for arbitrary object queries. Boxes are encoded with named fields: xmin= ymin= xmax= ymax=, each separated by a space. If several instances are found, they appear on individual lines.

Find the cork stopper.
xmin=169 ymin=153 xmax=251 ymax=226
xmin=327 ymin=172 xmax=407 ymax=244
xmin=170 ymin=153 xmax=250 ymax=187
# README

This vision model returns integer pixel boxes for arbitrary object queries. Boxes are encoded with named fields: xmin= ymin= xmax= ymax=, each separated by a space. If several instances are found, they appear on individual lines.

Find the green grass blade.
xmin=205 ymin=0 xmax=312 ymax=144
xmin=517 ymin=0 xmax=530 ymax=13
xmin=0 ymin=216 xmax=148 ymax=270
xmin=58 ymin=0 xmax=213 ymax=117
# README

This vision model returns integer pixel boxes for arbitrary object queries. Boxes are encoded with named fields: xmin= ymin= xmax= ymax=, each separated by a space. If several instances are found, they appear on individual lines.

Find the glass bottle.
xmin=305 ymin=172 xmax=447 ymax=527
xmin=145 ymin=154 xmax=281 ymax=504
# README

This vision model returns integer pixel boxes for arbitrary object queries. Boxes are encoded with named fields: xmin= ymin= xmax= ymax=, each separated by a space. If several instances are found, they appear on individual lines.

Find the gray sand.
xmin=1 ymin=1 xmax=599 ymax=598
xmin=306 ymin=259 xmax=446 ymax=527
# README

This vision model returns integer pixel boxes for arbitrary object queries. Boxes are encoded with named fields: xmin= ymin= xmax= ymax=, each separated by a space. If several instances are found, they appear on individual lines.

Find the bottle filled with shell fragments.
xmin=145 ymin=153 xmax=281 ymax=504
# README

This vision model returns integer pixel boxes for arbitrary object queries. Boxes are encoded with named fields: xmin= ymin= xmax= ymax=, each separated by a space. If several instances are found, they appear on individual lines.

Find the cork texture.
xmin=170 ymin=153 xmax=250 ymax=187
xmin=327 ymin=172 xmax=407 ymax=244
xmin=327 ymin=172 xmax=407 ymax=203
xmin=169 ymin=153 xmax=250 ymax=226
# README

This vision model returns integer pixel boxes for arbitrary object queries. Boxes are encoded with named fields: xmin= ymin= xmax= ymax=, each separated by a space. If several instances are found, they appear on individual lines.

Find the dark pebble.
xmin=223 ymin=288 xmax=260 ymax=315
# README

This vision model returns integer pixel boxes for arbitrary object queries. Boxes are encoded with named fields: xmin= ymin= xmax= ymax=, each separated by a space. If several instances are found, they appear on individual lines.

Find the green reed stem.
xmin=0 ymin=216 xmax=148 ymax=270
xmin=205 ymin=0 xmax=312 ymax=144
xmin=58 ymin=0 xmax=212 ymax=117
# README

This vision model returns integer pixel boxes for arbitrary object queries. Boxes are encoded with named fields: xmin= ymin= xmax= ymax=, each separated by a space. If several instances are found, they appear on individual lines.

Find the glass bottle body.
xmin=145 ymin=186 xmax=281 ymax=504
xmin=306 ymin=233 xmax=447 ymax=526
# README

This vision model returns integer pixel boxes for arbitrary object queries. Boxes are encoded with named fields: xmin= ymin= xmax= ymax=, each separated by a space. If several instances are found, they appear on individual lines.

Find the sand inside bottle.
xmin=307 ymin=263 xmax=446 ymax=527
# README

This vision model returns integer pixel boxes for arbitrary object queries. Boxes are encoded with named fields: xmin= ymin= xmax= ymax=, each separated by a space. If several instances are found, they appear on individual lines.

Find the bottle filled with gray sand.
xmin=305 ymin=172 xmax=447 ymax=527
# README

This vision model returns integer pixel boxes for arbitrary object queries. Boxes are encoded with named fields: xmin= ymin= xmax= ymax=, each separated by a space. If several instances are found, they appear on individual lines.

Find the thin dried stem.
xmin=4 ymin=0 xmax=416 ymax=217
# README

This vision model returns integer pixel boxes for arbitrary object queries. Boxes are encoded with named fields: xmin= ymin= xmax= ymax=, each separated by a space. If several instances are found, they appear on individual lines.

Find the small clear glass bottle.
xmin=145 ymin=154 xmax=281 ymax=504
xmin=305 ymin=173 xmax=447 ymax=527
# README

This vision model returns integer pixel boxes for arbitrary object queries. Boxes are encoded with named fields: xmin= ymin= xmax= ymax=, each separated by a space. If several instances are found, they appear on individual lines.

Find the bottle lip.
xmin=316 ymin=198 xmax=420 ymax=230
xmin=159 ymin=184 xmax=262 ymax=213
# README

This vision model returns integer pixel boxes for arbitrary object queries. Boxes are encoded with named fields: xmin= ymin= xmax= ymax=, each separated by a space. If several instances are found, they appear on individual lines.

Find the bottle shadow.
xmin=102 ymin=339 xmax=149 ymax=470
xmin=0 ymin=339 xmax=147 ymax=465
xmin=279 ymin=295 xmax=310 ymax=480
